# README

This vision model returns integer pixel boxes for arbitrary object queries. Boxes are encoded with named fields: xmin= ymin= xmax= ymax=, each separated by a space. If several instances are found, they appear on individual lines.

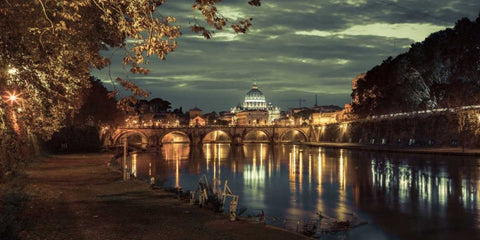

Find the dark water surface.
xmin=130 ymin=143 xmax=480 ymax=239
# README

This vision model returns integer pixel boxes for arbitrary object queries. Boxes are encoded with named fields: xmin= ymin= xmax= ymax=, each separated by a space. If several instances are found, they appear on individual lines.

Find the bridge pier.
xmin=232 ymin=135 xmax=243 ymax=146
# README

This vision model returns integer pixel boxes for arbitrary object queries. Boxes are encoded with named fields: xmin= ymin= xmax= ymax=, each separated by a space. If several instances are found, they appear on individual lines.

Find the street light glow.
xmin=9 ymin=94 xmax=17 ymax=102
xmin=3 ymin=91 xmax=22 ymax=105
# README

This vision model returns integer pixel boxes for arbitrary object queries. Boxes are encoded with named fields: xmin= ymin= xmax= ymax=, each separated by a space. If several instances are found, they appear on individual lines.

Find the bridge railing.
xmin=119 ymin=124 xmax=308 ymax=129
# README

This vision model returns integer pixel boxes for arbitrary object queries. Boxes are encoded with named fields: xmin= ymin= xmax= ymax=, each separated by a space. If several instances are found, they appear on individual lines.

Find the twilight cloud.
xmin=92 ymin=0 xmax=480 ymax=112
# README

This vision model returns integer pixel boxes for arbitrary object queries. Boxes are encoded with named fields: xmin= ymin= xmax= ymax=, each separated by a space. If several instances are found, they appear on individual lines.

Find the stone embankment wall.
xmin=319 ymin=113 xmax=480 ymax=147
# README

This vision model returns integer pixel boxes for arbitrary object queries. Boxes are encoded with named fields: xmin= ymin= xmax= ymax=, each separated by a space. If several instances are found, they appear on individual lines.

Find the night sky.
xmin=92 ymin=0 xmax=480 ymax=113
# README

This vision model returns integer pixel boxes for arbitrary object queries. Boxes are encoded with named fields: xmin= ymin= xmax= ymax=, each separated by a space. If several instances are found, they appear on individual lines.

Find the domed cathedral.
xmin=243 ymin=83 xmax=266 ymax=109
xmin=231 ymin=83 xmax=280 ymax=124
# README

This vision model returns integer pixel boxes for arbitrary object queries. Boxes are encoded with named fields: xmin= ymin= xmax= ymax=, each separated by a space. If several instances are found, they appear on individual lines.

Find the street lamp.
xmin=3 ymin=90 xmax=22 ymax=105
xmin=8 ymin=94 xmax=17 ymax=102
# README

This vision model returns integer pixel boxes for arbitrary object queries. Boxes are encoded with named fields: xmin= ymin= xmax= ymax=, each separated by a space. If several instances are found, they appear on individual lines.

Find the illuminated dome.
xmin=243 ymin=83 xmax=266 ymax=109
xmin=245 ymin=84 xmax=266 ymax=102
xmin=231 ymin=83 xmax=280 ymax=124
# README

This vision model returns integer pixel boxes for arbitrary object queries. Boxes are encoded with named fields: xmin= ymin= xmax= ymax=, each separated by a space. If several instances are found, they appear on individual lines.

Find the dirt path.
xmin=19 ymin=154 xmax=308 ymax=240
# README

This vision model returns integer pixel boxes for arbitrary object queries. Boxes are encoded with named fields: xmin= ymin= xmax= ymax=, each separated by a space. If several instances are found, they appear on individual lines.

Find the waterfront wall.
xmin=319 ymin=113 xmax=480 ymax=147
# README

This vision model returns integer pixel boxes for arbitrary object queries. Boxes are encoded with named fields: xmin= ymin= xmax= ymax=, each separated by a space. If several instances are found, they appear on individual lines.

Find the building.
xmin=189 ymin=107 xmax=202 ymax=119
xmin=234 ymin=110 xmax=269 ymax=126
xmin=189 ymin=115 xmax=206 ymax=126
xmin=311 ymin=112 xmax=340 ymax=125
xmin=231 ymin=83 xmax=280 ymax=124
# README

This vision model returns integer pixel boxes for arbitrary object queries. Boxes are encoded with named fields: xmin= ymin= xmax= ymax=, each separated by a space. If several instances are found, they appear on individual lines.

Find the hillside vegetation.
xmin=352 ymin=14 xmax=480 ymax=117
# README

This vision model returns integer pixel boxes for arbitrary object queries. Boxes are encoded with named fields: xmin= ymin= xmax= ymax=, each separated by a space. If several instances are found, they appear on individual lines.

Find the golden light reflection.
xmin=337 ymin=149 xmax=348 ymax=219
xmin=132 ymin=154 xmax=137 ymax=177
xmin=161 ymin=143 xmax=191 ymax=188
xmin=370 ymin=159 xmax=479 ymax=215
xmin=175 ymin=152 xmax=179 ymax=188
xmin=205 ymin=143 xmax=210 ymax=172
xmin=339 ymin=149 xmax=345 ymax=189
xmin=289 ymin=146 xmax=297 ymax=194
xmin=203 ymin=143 xmax=231 ymax=189
xmin=299 ymin=149 xmax=303 ymax=193
xmin=308 ymin=154 xmax=312 ymax=185
xmin=243 ymin=144 xmax=267 ymax=204
xmin=317 ymin=148 xmax=323 ymax=194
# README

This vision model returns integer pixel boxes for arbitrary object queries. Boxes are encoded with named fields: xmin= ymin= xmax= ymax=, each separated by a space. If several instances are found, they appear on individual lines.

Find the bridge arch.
xmin=112 ymin=130 xmax=149 ymax=148
xmin=279 ymin=129 xmax=307 ymax=143
xmin=243 ymin=129 xmax=271 ymax=143
xmin=202 ymin=130 xmax=232 ymax=143
xmin=160 ymin=131 xmax=191 ymax=144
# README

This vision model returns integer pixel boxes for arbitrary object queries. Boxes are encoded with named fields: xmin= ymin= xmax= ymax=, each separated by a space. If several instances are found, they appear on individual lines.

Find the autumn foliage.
xmin=0 ymin=0 xmax=260 ymax=177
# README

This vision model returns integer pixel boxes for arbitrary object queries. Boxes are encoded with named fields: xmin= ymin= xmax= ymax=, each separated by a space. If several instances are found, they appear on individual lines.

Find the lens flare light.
xmin=3 ymin=91 xmax=22 ymax=105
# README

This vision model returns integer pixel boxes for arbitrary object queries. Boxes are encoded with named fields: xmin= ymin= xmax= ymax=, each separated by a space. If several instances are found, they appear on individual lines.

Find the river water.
xmin=130 ymin=143 xmax=480 ymax=239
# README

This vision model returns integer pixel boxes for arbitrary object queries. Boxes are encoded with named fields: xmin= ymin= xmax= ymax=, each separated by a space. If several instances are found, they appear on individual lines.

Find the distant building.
xmin=234 ymin=110 xmax=269 ymax=126
xmin=312 ymin=112 xmax=340 ymax=125
xmin=311 ymin=105 xmax=343 ymax=113
xmin=231 ymin=83 xmax=280 ymax=124
xmin=189 ymin=107 xmax=202 ymax=119
xmin=189 ymin=115 xmax=206 ymax=127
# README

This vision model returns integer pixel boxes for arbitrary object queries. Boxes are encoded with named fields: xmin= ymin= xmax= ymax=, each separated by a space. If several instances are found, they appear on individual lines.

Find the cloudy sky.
xmin=92 ymin=0 xmax=480 ymax=113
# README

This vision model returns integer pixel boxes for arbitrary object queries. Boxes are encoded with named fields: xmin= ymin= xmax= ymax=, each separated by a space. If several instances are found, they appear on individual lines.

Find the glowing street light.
xmin=8 ymin=94 xmax=17 ymax=102
xmin=3 ymin=91 xmax=22 ymax=105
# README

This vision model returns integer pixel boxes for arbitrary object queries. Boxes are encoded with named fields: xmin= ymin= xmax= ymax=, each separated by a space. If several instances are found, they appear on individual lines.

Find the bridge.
xmin=108 ymin=126 xmax=318 ymax=149
xmin=106 ymin=106 xmax=480 ymax=150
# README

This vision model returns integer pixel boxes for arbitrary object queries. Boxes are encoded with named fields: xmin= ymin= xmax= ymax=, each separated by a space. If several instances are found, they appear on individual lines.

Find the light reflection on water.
xmin=130 ymin=143 xmax=480 ymax=239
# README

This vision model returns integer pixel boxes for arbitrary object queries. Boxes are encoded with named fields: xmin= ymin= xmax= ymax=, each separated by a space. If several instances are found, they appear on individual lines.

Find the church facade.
xmin=231 ymin=83 xmax=280 ymax=125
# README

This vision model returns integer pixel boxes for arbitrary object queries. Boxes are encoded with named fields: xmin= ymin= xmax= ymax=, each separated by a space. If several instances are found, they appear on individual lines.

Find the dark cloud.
xmin=92 ymin=0 xmax=480 ymax=112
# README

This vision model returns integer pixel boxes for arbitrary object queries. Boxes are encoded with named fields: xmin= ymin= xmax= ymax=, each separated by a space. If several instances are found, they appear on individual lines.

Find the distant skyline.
xmin=92 ymin=0 xmax=480 ymax=113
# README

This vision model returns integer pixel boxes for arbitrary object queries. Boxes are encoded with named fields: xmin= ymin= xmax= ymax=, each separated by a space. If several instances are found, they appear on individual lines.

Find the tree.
xmin=75 ymin=77 xmax=126 ymax=127
xmin=149 ymin=98 xmax=171 ymax=113
xmin=0 ymin=0 xmax=261 ymax=178
xmin=351 ymin=14 xmax=480 ymax=117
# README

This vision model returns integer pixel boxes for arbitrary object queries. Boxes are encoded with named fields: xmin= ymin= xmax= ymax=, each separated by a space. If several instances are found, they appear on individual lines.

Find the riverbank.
xmin=14 ymin=153 xmax=309 ymax=240
xmin=302 ymin=141 xmax=480 ymax=156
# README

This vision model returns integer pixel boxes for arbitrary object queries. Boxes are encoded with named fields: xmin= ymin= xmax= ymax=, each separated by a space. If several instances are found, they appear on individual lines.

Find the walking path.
xmin=20 ymin=154 xmax=308 ymax=240
xmin=302 ymin=142 xmax=480 ymax=156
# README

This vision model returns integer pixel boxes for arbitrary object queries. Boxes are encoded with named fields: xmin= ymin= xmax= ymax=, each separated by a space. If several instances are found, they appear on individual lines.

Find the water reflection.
xmin=130 ymin=144 xmax=480 ymax=239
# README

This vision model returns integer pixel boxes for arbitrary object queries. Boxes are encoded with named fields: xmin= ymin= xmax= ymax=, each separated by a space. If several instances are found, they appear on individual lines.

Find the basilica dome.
xmin=231 ymin=83 xmax=280 ymax=124
xmin=244 ymin=83 xmax=266 ymax=102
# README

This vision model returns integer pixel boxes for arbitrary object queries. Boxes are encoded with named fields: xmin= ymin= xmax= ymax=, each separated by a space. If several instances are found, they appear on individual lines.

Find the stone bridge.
xmin=108 ymin=126 xmax=319 ymax=148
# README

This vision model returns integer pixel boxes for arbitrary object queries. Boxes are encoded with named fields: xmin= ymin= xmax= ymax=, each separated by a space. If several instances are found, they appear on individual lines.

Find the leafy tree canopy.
xmin=351 ymin=14 xmax=480 ymax=117
xmin=0 ymin=0 xmax=261 ymax=141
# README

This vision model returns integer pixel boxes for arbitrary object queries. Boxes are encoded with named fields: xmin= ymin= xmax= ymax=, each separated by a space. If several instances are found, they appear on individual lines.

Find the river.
xmin=130 ymin=143 xmax=480 ymax=239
